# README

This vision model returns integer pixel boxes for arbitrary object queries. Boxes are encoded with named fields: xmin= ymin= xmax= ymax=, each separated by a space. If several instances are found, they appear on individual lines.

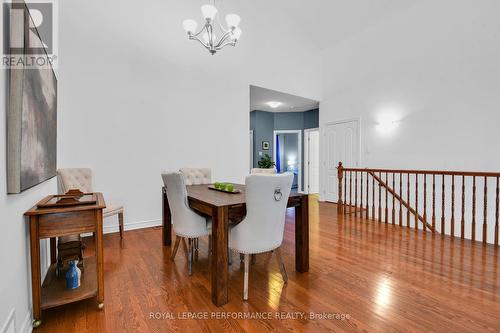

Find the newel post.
xmin=337 ymin=162 xmax=344 ymax=214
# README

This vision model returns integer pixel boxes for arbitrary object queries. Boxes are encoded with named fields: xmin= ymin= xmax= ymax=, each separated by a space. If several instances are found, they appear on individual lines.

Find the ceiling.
xmin=250 ymin=85 xmax=319 ymax=113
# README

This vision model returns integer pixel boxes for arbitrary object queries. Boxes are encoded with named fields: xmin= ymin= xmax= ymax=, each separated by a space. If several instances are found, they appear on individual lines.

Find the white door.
xmin=323 ymin=120 xmax=360 ymax=202
xmin=306 ymin=130 xmax=320 ymax=194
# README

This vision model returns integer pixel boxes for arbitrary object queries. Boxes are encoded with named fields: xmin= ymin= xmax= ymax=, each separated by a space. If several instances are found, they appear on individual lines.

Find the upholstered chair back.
xmin=230 ymin=173 xmax=293 ymax=254
xmin=57 ymin=168 xmax=93 ymax=193
xmin=179 ymin=168 xmax=212 ymax=185
xmin=251 ymin=168 xmax=277 ymax=174
xmin=161 ymin=172 xmax=210 ymax=238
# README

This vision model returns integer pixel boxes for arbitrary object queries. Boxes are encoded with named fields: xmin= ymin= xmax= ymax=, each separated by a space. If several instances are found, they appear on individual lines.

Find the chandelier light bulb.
xmin=182 ymin=19 xmax=198 ymax=34
xmin=201 ymin=4 xmax=218 ymax=21
xmin=225 ymin=14 xmax=241 ymax=29
xmin=231 ymin=27 xmax=242 ymax=40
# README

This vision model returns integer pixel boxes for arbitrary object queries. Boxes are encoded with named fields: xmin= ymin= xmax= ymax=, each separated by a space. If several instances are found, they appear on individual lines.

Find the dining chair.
xmin=250 ymin=168 xmax=277 ymax=174
xmin=179 ymin=168 xmax=212 ymax=185
xmin=162 ymin=172 xmax=212 ymax=275
xmin=179 ymin=167 xmax=212 ymax=250
xmin=57 ymin=168 xmax=125 ymax=238
xmin=229 ymin=172 xmax=293 ymax=300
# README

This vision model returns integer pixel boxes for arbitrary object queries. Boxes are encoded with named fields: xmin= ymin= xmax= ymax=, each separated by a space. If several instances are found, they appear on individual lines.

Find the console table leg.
xmin=29 ymin=217 xmax=42 ymax=326
xmin=96 ymin=210 xmax=104 ymax=308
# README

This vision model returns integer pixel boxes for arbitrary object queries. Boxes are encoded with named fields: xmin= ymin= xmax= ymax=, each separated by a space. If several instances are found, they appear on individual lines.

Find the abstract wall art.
xmin=6 ymin=2 xmax=57 ymax=193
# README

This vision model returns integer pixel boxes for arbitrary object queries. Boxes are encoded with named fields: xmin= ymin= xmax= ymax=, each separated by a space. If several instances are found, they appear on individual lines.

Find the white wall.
xmin=0 ymin=52 xmax=55 ymax=333
xmin=320 ymin=0 xmax=500 ymax=241
xmin=321 ymin=0 xmax=500 ymax=170
xmin=56 ymin=0 xmax=322 ymax=230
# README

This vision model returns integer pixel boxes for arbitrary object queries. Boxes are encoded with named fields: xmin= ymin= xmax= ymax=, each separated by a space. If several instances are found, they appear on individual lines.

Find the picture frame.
xmin=262 ymin=141 xmax=270 ymax=150
xmin=6 ymin=2 xmax=58 ymax=193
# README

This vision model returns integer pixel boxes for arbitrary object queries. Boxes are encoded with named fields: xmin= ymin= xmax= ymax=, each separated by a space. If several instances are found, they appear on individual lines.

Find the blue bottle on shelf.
xmin=66 ymin=260 xmax=81 ymax=289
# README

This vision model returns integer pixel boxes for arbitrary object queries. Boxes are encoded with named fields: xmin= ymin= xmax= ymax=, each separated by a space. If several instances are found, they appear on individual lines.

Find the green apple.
xmin=219 ymin=183 xmax=227 ymax=191
xmin=226 ymin=183 xmax=234 ymax=192
xmin=214 ymin=182 xmax=221 ymax=189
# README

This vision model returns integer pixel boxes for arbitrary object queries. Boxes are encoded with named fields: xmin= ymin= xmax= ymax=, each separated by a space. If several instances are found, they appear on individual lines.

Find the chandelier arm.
xmin=215 ymin=31 xmax=233 ymax=48
xmin=215 ymin=40 xmax=236 ymax=50
xmin=191 ymin=29 xmax=204 ymax=38
xmin=189 ymin=22 xmax=207 ymax=38
xmin=190 ymin=35 xmax=210 ymax=49
xmin=218 ymin=20 xmax=229 ymax=34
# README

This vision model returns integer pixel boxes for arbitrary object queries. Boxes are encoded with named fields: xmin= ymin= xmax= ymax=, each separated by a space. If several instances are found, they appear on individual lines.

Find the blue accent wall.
xmin=249 ymin=109 xmax=319 ymax=191
xmin=304 ymin=109 xmax=319 ymax=129
xmin=274 ymin=112 xmax=304 ymax=130
xmin=250 ymin=111 xmax=274 ymax=167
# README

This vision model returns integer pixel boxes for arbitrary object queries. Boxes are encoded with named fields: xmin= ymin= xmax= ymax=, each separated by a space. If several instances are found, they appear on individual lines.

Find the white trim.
xmin=304 ymin=128 xmax=319 ymax=194
xmin=249 ymin=130 xmax=254 ymax=171
xmin=103 ymin=218 xmax=161 ymax=234
xmin=82 ymin=218 xmax=162 ymax=237
xmin=1 ymin=309 xmax=16 ymax=333
xmin=20 ymin=310 xmax=32 ymax=333
xmin=273 ymin=129 xmax=302 ymax=192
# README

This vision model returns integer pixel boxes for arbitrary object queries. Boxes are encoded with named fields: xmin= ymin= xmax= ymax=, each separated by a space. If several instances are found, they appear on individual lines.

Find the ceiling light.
xmin=183 ymin=2 xmax=242 ymax=55
xmin=201 ymin=4 xmax=218 ymax=21
xmin=266 ymin=101 xmax=282 ymax=108
xmin=182 ymin=19 xmax=198 ymax=35
xmin=225 ymin=14 xmax=241 ymax=29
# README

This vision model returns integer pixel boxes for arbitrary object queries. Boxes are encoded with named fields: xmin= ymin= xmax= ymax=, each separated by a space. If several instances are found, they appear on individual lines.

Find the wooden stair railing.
xmin=336 ymin=162 xmax=500 ymax=246
xmin=368 ymin=171 xmax=434 ymax=231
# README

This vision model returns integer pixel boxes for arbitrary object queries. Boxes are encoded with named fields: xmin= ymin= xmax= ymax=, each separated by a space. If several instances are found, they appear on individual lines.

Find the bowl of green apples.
xmin=210 ymin=182 xmax=239 ymax=193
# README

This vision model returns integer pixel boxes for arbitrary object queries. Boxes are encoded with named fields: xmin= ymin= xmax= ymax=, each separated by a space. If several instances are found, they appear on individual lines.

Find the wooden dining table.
xmin=161 ymin=184 xmax=309 ymax=306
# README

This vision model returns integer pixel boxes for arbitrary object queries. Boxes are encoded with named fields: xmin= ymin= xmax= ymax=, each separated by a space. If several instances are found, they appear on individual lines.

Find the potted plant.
xmin=258 ymin=154 xmax=276 ymax=169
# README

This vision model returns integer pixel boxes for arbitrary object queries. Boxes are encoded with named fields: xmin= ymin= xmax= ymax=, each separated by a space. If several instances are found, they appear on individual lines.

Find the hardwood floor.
xmin=37 ymin=197 xmax=500 ymax=332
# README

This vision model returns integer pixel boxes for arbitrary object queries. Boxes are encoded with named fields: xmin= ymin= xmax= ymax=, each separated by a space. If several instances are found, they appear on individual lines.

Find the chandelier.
xmin=182 ymin=2 xmax=242 ymax=55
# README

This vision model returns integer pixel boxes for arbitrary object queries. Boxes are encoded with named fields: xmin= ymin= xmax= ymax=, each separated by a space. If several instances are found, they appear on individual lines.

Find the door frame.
xmin=273 ymin=129 xmax=302 ymax=192
xmin=320 ymin=117 xmax=362 ymax=202
xmin=249 ymin=130 xmax=254 ymax=171
xmin=304 ymin=128 xmax=319 ymax=194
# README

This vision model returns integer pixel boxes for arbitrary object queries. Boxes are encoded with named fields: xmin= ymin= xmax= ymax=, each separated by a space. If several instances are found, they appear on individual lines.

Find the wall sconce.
xmin=377 ymin=119 xmax=399 ymax=132
xmin=376 ymin=110 xmax=401 ymax=134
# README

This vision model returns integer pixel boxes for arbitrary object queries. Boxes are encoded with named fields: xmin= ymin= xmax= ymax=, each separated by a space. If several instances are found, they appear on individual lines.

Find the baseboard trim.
xmin=20 ymin=310 xmax=32 ymax=333
xmin=82 ymin=218 xmax=162 ymax=237
xmin=103 ymin=218 xmax=161 ymax=234
xmin=1 ymin=309 xmax=15 ymax=333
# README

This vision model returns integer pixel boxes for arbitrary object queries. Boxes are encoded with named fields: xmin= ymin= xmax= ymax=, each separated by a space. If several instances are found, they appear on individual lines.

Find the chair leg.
xmin=118 ymin=212 xmax=124 ymax=239
xmin=251 ymin=254 xmax=256 ymax=265
xmin=243 ymin=254 xmax=250 ymax=300
xmin=228 ymin=249 xmax=233 ymax=265
xmin=240 ymin=253 xmax=244 ymax=263
xmin=171 ymin=236 xmax=181 ymax=260
xmin=194 ymin=238 xmax=199 ymax=252
xmin=274 ymin=247 xmax=288 ymax=283
xmin=188 ymin=239 xmax=193 ymax=276
xmin=181 ymin=237 xmax=188 ymax=254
